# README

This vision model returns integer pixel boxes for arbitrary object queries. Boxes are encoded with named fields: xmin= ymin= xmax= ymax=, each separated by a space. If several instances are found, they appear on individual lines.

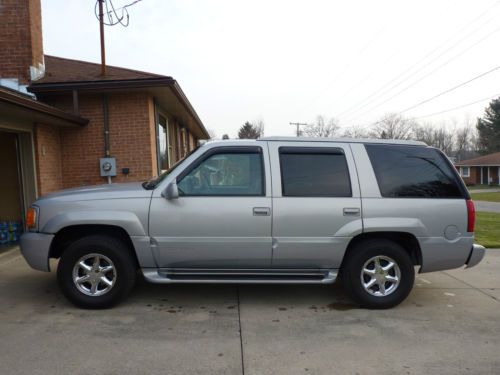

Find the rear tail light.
xmin=466 ymin=199 xmax=475 ymax=233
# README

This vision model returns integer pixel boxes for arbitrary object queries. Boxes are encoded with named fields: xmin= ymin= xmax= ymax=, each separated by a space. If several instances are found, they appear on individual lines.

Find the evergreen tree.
xmin=238 ymin=121 xmax=262 ymax=139
xmin=477 ymin=98 xmax=500 ymax=153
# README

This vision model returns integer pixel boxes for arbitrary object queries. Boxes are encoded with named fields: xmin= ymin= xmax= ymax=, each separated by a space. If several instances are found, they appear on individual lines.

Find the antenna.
xmin=94 ymin=0 xmax=143 ymax=76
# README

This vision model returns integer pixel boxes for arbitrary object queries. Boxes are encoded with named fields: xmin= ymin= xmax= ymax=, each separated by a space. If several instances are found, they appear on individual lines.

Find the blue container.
xmin=0 ymin=222 xmax=8 ymax=245
xmin=0 ymin=231 xmax=8 ymax=245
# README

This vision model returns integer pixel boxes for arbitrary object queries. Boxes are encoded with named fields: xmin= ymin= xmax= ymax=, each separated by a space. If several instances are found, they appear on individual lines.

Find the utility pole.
xmin=289 ymin=122 xmax=308 ymax=137
xmin=98 ymin=0 xmax=106 ymax=76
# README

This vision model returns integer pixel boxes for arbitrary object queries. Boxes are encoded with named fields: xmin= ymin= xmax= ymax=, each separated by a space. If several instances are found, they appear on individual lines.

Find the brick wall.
xmin=41 ymin=91 xmax=156 ymax=188
xmin=0 ymin=0 xmax=44 ymax=83
xmin=458 ymin=166 xmax=479 ymax=185
xmin=34 ymin=123 xmax=63 ymax=195
xmin=107 ymin=92 xmax=156 ymax=183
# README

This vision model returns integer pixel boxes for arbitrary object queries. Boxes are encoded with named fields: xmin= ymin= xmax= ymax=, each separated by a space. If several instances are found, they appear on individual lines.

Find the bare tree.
xmin=414 ymin=122 xmax=454 ymax=155
xmin=414 ymin=122 xmax=435 ymax=145
xmin=370 ymin=113 xmax=417 ymax=140
xmin=253 ymin=118 xmax=265 ymax=137
xmin=432 ymin=127 xmax=454 ymax=155
xmin=207 ymin=128 xmax=217 ymax=140
xmin=303 ymin=115 xmax=340 ymax=137
xmin=455 ymin=116 xmax=478 ymax=161
xmin=342 ymin=125 xmax=369 ymax=138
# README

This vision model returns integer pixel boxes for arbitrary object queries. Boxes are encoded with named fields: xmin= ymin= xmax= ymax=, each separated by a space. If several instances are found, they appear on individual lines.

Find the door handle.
xmin=253 ymin=207 xmax=271 ymax=216
xmin=343 ymin=207 xmax=360 ymax=216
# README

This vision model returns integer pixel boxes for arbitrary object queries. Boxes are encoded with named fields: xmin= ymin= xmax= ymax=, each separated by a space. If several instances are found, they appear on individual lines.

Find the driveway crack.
xmin=237 ymin=286 xmax=245 ymax=375
xmin=443 ymin=271 xmax=499 ymax=303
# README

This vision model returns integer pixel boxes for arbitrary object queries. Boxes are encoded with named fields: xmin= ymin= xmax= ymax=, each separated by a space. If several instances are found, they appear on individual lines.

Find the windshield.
xmin=142 ymin=146 xmax=200 ymax=190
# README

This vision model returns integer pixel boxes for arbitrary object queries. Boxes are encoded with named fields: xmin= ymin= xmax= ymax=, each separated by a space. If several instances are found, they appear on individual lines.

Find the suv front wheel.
xmin=57 ymin=235 xmax=137 ymax=309
xmin=341 ymin=239 xmax=415 ymax=309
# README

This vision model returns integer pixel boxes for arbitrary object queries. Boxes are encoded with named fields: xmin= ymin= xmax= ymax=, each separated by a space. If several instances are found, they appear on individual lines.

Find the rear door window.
xmin=279 ymin=147 xmax=352 ymax=197
xmin=365 ymin=144 xmax=465 ymax=198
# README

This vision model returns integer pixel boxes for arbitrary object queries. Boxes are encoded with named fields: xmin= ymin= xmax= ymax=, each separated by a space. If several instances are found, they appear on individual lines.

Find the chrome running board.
xmin=141 ymin=268 xmax=338 ymax=284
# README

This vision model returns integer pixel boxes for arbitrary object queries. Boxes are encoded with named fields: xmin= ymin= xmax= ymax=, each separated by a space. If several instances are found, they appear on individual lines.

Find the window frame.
xmin=176 ymin=146 xmax=266 ymax=197
xmin=460 ymin=166 xmax=470 ymax=178
xmin=278 ymin=146 xmax=353 ymax=198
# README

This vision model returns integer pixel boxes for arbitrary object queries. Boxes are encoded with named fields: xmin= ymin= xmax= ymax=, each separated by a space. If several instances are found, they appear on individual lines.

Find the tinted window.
xmin=279 ymin=148 xmax=351 ymax=197
xmin=365 ymin=144 xmax=464 ymax=198
xmin=177 ymin=152 xmax=264 ymax=196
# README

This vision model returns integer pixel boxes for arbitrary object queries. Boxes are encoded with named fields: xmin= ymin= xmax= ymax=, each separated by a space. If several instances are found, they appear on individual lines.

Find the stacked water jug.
xmin=0 ymin=221 xmax=21 ymax=245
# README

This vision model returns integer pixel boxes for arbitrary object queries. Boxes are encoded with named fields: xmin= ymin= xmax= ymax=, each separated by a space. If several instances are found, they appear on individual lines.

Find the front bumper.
xmin=465 ymin=244 xmax=486 ymax=269
xmin=19 ymin=232 xmax=54 ymax=272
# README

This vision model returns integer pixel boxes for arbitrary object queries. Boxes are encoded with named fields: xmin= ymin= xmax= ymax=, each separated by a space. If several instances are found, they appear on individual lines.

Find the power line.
xmin=296 ymin=25 xmax=387 ymax=117
xmin=336 ymin=0 xmax=500 ymax=119
xmin=345 ymin=23 xmax=500 ymax=123
xmin=399 ymin=65 xmax=500 ymax=114
xmin=412 ymin=92 xmax=500 ymax=120
xmin=318 ymin=48 xmax=401 ymax=113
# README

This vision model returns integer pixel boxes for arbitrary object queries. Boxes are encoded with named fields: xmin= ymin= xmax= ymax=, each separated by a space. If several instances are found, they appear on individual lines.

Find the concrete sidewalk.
xmin=0 ymin=248 xmax=499 ymax=374
xmin=474 ymin=200 xmax=500 ymax=213
xmin=469 ymin=188 xmax=500 ymax=193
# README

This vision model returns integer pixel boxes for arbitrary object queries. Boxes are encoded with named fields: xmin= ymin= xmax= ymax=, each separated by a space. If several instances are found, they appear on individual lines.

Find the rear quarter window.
xmin=365 ymin=144 xmax=465 ymax=198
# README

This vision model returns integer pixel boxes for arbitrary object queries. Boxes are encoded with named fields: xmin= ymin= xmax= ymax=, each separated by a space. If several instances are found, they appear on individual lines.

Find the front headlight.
xmin=26 ymin=206 xmax=38 ymax=232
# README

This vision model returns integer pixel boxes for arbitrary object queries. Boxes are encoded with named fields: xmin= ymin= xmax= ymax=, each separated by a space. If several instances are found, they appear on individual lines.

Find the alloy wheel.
xmin=72 ymin=253 xmax=116 ymax=297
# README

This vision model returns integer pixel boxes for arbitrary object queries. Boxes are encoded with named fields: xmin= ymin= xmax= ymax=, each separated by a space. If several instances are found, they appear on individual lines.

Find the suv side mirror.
xmin=163 ymin=181 xmax=179 ymax=200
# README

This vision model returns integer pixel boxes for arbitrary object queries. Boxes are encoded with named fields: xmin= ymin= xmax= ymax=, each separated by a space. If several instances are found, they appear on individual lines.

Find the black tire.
xmin=57 ymin=235 xmax=136 ymax=309
xmin=340 ymin=239 xmax=415 ymax=309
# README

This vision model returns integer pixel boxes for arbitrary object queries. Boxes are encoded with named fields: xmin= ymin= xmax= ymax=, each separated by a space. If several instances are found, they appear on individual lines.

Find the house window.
xmin=157 ymin=115 xmax=169 ymax=172
xmin=461 ymin=167 xmax=470 ymax=178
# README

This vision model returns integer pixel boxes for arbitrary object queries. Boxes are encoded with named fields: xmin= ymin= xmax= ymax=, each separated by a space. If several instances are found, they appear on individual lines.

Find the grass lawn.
xmin=470 ymin=192 xmax=500 ymax=202
xmin=475 ymin=212 xmax=500 ymax=248
xmin=468 ymin=184 xmax=498 ymax=190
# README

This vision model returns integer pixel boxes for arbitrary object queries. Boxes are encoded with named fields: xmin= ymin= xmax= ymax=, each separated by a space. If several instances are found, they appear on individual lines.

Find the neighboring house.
xmin=0 ymin=0 xmax=208 ymax=231
xmin=455 ymin=152 xmax=500 ymax=186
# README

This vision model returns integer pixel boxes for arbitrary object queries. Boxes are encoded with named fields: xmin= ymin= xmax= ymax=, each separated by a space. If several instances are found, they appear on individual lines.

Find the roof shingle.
xmin=455 ymin=151 xmax=500 ymax=166
xmin=34 ymin=55 xmax=169 ymax=84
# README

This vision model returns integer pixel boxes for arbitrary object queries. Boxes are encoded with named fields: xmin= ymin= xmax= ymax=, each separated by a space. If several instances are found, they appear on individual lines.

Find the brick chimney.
xmin=0 ymin=0 xmax=45 ymax=86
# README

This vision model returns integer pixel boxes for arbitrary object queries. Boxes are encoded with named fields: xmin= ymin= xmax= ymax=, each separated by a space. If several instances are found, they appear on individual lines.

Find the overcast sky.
xmin=41 ymin=0 xmax=500 ymax=137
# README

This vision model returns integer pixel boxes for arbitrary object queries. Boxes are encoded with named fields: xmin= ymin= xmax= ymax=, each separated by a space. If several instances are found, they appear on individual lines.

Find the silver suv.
xmin=20 ymin=137 xmax=485 ymax=309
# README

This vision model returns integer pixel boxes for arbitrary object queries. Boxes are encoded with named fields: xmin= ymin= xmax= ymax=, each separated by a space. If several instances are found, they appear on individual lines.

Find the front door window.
xmin=177 ymin=152 xmax=264 ymax=196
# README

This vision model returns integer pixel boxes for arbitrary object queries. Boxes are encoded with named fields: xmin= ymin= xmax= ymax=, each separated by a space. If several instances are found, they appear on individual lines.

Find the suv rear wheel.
xmin=341 ymin=239 xmax=415 ymax=309
xmin=57 ymin=235 xmax=136 ymax=309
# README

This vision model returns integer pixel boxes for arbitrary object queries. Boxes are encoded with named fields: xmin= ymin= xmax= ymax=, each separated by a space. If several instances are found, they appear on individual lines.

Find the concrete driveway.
xmin=0 ymin=248 xmax=499 ymax=375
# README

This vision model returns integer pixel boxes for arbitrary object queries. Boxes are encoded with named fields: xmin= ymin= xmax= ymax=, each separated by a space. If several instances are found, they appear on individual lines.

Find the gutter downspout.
xmin=103 ymin=94 xmax=111 ymax=184
xmin=153 ymin=98 xmax=160 ymax=176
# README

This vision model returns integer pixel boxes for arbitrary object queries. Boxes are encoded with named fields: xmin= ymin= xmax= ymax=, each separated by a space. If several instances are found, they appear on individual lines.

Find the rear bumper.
xmin=19 ymin=232 xmax=54 ymax=272
xmin=465 ymin=244 xmax=486 ymax=269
